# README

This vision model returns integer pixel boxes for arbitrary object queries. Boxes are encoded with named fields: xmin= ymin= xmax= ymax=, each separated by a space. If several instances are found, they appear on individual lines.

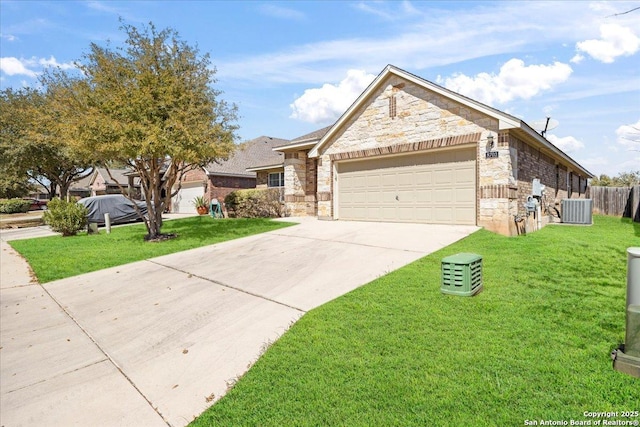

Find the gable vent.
xmin=389 ymin=95 xmax=397 ymax=118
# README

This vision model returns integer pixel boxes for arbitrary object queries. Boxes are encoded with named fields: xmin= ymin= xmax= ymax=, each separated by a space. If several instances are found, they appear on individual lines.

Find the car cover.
xmin=78 ymin=195 xmax=148 ymax=225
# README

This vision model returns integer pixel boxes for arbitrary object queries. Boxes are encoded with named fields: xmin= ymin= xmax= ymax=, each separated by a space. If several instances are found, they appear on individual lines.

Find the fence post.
xmin=631 ymin=185 xmax=640 ymax=222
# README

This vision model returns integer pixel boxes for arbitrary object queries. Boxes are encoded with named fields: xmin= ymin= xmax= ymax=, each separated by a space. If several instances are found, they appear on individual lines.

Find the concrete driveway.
xmin=1 ymin=218 xmax=478 ymax=427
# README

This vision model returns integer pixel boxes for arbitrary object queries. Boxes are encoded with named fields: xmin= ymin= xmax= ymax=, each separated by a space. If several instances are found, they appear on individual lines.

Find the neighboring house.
xmin=247 ymin=126 xmax=332 ymax=217
xmin=89 ymin=168 xmax=141 ymax=198
xmin=172 ymin=136 xmax=288 ymax=213
xmin=266 ymin=65 xmax=593 ymax=236
xmin=68 ymin=173 xmax=92 ymax=199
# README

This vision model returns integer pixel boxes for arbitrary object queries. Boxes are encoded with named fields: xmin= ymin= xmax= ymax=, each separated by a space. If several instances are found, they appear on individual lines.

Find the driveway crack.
xmin=267 ymin=232 xmax=430 ymax=253
xmin=39 ymin=284 xmax=172 ymax=427
xmin=147 ymin=260 xmax=307 ymax=314
xmin=5 ymin=358 xmax=109 ymax=394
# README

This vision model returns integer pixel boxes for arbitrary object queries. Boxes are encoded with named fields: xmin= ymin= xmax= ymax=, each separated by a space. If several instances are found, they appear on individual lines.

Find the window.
xmin=268 ymin=172 xmax=284 ymax=188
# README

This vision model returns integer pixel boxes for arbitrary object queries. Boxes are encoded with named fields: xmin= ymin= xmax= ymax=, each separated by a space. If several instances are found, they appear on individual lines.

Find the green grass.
xmin=9 ymin=217 xmax=293 ymax=283
xmin=192 ymin=216 xmax=640 ymax=427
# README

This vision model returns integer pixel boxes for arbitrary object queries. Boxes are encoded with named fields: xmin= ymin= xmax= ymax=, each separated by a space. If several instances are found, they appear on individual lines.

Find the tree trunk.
xmin=138 ymin=161 xmax=165 ymax=241
xmin=49 ymin=182 xmax=58 ymax=200
xmin=59 ymin=181 xmax=70 ymax=201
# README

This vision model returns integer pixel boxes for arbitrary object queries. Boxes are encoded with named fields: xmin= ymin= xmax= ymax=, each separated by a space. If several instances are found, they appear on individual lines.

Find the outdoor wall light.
xmin=487 ymin=135 xmax=494 ymax=148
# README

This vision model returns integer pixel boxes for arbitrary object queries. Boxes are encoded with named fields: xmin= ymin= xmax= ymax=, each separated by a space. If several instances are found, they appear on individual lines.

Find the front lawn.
xmin=9 ymin=216 xmax=293 ymax=283
xmin=192 ymin=216 xmax=640 ymax=426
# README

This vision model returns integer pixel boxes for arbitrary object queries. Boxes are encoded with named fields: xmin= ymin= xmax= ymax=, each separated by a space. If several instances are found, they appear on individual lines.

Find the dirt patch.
xmin=144 ymin=233 xmax=178 ymax=242
xmin=0 ymin=217 xmax=44 ymax=229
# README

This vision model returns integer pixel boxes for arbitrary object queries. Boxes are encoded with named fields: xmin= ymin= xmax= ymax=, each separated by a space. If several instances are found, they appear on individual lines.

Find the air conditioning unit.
xmin=441 ymin=253 xmax=483 ymax=297
xmin=561 ymin=199 xmax=593 ymax=225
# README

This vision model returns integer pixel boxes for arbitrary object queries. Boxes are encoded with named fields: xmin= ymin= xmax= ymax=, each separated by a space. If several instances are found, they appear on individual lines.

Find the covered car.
xmin=78 ymin=194 xmax=148 ymax=225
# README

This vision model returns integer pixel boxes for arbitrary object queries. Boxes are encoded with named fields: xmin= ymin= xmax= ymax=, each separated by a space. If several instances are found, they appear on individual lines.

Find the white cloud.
xmin=0 ymin=56 xmax=76 ymax=80
xmin=437 ymin=59 xmax=572 ymax=106
xmin=547 ymin=134 xmax=585 ymax=153
xmin=616 ymin=119 xmax=640 ymax=149
xmin=217 ymin=1 xmax=611 ymax=86
xmin=353 ymin=1 xmax=423 ymax=21
xmin=570 ymin=53 xmax=584 ymax=63
xmin=38 ymin=56 xmax=75 ymax=70
xmin=259 ymin=4 xmax=306 ymax=21
xmin=0 ymin=57 xmax=38 ymax=78
xmin=290 ymin=69 xmax=375 ymax=123
xmin=575 ymin=24 xmax=640 ymax=63
xmin=0 ymin=33 xmax=16 ymax=42
xmin=84 ymin=1 xmax=138 ymax=21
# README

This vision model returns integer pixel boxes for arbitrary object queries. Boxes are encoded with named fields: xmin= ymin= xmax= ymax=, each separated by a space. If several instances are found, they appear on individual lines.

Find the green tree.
xmin=612 ymin=170 xmax=640 ymax=187
xmin=0 ymin=87 xmax=92 ymax=199
xmin=67 ymin=23 xmax=237 ymax=240
xmin=0 ymin=89 xmax=33 ymax=198
xmin=590 ymin=174 xmax=612 ymax=186
xmin=0 ymin=165 xmax=33 ymax=199
xmin=590 ymin=171 xmax=640 ymax=187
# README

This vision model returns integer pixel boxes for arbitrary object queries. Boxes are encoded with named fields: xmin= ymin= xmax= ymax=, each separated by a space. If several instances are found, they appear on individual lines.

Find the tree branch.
xmin=606 ymin=6 xmax=640 ymax=17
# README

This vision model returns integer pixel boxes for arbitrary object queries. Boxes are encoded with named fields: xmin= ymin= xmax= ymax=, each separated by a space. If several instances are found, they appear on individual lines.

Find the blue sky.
xmin=1 ymin=0 xmax=639 ymax=177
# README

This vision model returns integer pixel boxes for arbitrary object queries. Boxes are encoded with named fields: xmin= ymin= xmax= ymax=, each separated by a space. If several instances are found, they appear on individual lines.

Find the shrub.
xmin=0 ymin=198 xmax=31 ymax=214
xmin=224 ymin=188 xmax=285 ymax=218
xmin=43 ymin=198 xmax=89 ymax=236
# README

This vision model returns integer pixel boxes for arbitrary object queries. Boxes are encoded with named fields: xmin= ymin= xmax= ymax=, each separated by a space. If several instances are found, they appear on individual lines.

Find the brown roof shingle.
xmin=205 ymin=136 xmax=288 ymax=177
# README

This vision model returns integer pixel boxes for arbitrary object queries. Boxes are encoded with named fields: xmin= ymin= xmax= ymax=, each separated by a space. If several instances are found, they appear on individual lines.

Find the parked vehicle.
xmin=23 ymin=198 xmax=48 ymax=211
xmin=77 ymin=195 xmax=148 ymax=225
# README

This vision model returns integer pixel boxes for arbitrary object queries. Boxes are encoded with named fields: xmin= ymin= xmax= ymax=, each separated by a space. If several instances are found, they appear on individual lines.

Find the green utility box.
xmin=441 ymin=253 xmax=483 ymax=296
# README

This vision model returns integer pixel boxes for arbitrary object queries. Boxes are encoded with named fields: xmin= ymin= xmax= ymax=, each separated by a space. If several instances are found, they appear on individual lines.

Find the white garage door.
xmin=337 ymin=148 xmax=476 ymax=225
xmin=173 ymin=183 xmax=203 ymax=214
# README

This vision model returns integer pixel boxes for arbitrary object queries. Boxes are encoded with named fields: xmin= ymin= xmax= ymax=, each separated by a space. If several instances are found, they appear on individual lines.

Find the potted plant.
xmin=192 ymin=195 xmax=209 ymax=215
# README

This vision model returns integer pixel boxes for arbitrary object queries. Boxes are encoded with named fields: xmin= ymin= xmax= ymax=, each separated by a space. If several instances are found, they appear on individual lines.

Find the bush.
xmin=224 ymin=188 xmax=285 ymax=218
xmin=43 ymin=198 xmax=89 ymax=236
xmin=0 ymin=198 xmax=31 ymax=214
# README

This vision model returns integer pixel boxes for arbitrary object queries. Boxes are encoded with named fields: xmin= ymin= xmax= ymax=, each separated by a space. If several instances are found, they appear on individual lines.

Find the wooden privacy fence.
xmin=588 ymin=185 xmax=640 ymax=222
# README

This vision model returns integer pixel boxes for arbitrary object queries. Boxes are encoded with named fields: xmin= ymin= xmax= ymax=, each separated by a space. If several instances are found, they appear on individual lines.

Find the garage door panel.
xmin=454 ymin=168 xmax=475 ymax=183
xmin=455 ymin=187 xmax=475 ymax=202
xmin=380 ymin=207 xmax=396 ymax=220
xmin=397 ymin=189 xmax=415 ymax=202
xmin=434 ymin=188 xmax=453 ymax=203
xmin=337 ymin=148 xmax=476 ymax=225
xmin=397 ymin=172 xmax=414 ymax=186
xmin=455 ymin=207 xmax=475 ymax=222
xmin=434 ymin=169 xmax=455 ymax=184
xmin=415 ymin=189 xmax=433 ymax=203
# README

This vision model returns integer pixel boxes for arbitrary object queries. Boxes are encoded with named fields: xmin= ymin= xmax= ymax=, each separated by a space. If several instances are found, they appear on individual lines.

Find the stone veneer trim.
xmin=316 ymin=191 xmax=331 ymax=201
xmin=328 ymin=132 xmax=482 ymax=161
xmin=480 ymin=184 xmax=518 ymax=199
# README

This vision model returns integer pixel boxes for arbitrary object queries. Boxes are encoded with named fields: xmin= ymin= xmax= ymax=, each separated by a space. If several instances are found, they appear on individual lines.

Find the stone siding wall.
xmin=317 ymin=75 xmax=505 ymax=225
xmin=284 ymin=151 xmax=308 ymax=216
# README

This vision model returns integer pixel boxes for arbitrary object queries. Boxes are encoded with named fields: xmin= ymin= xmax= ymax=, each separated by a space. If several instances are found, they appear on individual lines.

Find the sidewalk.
xmin=1 ymin=231 xmax=166 ymax=426
xmin=0 ymin=240 xmax=37 ymax=287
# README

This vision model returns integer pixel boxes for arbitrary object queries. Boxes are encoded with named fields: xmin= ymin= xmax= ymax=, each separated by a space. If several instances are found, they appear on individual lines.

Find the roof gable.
xmin=90 ymin=167 xmax=133 ymax=186
xmin=308 ymin=64 xmax=592 ymax=177
xmin=309 ymin=65 xmax=520 ymax=158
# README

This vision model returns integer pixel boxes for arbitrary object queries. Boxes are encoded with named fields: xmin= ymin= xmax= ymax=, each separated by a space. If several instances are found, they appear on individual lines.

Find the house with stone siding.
xmin=264 ymin=65 xmax=593 ymax=236
xmin=172 ymin=136 xmax=288 ymax=213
